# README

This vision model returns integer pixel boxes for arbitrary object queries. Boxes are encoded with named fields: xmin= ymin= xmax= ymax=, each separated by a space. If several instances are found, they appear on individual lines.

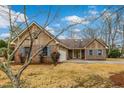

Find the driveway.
xmin=64 ymin=59 xmax=124 ymax=64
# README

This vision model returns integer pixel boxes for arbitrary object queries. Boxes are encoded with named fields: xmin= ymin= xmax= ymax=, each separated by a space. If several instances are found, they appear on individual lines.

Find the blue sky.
xmin=0 ymin=5 xmax=109 ymax=39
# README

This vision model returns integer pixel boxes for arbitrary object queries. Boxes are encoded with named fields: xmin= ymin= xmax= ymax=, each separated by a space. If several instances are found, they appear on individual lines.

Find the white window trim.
xmin=97 ymin=49 xmax=103 ymax=55
xmin=89 ymin=50 xmax=93 ymax=55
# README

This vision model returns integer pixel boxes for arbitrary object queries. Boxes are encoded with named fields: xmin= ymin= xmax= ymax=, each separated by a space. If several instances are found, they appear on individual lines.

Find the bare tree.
xmin=0 ymin=5 xmax=80 ymax=88
xmin=102 ymin=7 xmax=124 ymax=53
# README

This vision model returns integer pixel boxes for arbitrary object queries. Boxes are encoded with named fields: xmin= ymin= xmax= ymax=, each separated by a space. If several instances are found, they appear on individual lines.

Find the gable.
xmin=33 ymin=27 xmax=56 ymax=45
xmin=86 ymin=39 xmax=106 ymax=49
xmin=12 ymin=22 xmax=69 ymax=48
xmin=13 ymin=22 xmax=57 ymax=46
xmin=14 ymin=23 xmax=53 ymax=41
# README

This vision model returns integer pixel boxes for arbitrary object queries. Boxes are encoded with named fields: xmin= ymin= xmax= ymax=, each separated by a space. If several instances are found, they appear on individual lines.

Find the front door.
xmin=73 ymin=50 xmax=80 ymax=59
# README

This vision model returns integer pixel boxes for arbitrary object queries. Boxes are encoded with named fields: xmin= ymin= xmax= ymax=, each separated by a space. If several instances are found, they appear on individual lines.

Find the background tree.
xmin=0 ymin=39 xmax=7 ymax=48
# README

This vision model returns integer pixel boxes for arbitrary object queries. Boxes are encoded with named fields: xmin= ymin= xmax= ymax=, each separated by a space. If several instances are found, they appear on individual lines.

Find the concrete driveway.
xmin=64 ymin=59 xmax=124 ymax=64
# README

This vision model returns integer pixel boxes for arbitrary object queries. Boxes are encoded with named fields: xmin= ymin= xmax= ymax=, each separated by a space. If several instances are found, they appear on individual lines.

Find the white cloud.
xmin=54 ymin=23 xmax=60 ymax=27
xmin=46 ymin=26 xmax=55 ymax=34
xmin=0 ymin=32 xmax=10 ymax=38
xmin=89 ymin=10 xmax=98 ymax=15
xmin=62 ymin=15 xmax=89 ymax=24
xmin=0 ymin=6 xmax=27 ymax=29
xmin=117 ymin=29 xmax=123 ymax=34
xmin=58 ymin=35 xmax=66 ymax=39
xmin=73 ymin=34 xmax=81 ymax=39
xmin=73 ymin=28 xmax=80 ymax=32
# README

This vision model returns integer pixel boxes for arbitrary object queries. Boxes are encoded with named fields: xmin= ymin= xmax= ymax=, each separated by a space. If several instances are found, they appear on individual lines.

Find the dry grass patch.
xmin=0 ymin=71 xmax=11 ymax=87
xmin=107 ymin=58 xmax=124 ymax=61
xmin=1 ymin=63 xmax=124 ymax=87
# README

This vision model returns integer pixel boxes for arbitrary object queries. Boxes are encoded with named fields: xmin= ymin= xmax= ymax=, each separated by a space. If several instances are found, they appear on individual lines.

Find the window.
xmin=42 ymin=47 xmax=48 ymax=56
xmin=47 ymin=46 xmax=51 ymax=56
xmin=25 ymin=47 xmax=30 ymax=54
xmin=20 ymin=47 xmax=25 ymax=57
xmin=97 ymin=50 xmax=102 ymax=55
xmin=89 ymin=50 xmax=93 ymax=55
xmin=19 ymin=47 xmax=30 ymax=63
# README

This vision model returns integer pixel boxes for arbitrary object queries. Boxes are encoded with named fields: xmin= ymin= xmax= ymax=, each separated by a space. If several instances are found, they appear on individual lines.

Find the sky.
xmin=0 ymin=5 xmax=113 ymax=39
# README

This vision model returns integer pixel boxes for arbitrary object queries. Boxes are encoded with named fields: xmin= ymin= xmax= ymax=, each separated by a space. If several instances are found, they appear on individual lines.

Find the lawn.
xmin=0 ymin=63 xmax=124 ymax=88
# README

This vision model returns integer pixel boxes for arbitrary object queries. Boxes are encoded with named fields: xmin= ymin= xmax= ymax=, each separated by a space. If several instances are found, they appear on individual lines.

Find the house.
xmin=12 ymin=22 xmax=108 ymax=63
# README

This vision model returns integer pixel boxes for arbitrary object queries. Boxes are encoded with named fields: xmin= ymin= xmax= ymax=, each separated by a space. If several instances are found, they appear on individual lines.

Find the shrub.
xmin=51 ymin=52 xmax=60 ymax=66
xmin=0 ymin=40 xmax=7 ymax=48
xmin=0 ymin=48 xmax=14 ymax=58
xmin=108 ymin=49 xmax=121 ymax=58
xmin=0 ymin=48 xmax=7 ymax=57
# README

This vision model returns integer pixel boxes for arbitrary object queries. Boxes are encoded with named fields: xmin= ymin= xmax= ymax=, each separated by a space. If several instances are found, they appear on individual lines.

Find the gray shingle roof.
xmin=59 ymin=38 xmax=107 ymax=49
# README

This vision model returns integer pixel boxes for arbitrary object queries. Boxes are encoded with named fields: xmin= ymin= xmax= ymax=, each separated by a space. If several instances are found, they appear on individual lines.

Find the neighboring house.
xmin=12 ymin=22 xmax=108 ymax=63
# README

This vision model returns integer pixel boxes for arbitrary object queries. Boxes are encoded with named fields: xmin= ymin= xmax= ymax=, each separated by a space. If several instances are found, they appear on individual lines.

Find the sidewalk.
xmin=64 ymin=59 xmax=124 ymax=64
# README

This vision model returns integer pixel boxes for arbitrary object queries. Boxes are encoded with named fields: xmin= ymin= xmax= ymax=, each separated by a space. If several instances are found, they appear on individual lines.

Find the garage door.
xmin=58 ymin=50 xmax=66 ymax=62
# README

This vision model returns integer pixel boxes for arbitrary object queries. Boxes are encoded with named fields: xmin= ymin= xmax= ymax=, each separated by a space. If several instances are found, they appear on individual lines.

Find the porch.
xmin=68 ymin=49 xmax=85 ymax=59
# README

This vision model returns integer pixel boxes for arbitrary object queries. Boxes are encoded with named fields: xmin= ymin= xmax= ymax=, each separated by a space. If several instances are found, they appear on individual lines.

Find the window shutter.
xmin=47 ymin=46 xmax=51 ymax=56
xmin=94 ymin=50 xmax=97 ymax=55
xmin=20 ymin=47 xmax=25 ymax=57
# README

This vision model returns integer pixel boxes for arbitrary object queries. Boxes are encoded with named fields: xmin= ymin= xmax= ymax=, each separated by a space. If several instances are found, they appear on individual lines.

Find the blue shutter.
xmin=19 ymin=47 xmax=25 ymax=57
xmin=86 ymin=50 xmax=88 ymax=55
xmin=47 ymin=46 xmax=51 ymax=56
xmin=94 ymin=50 xmax=97 ymax=55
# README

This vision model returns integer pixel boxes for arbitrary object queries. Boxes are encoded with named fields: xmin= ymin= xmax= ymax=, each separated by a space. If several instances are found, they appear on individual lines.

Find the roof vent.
xmin=75 ymin=39 xmax=77 ymax=41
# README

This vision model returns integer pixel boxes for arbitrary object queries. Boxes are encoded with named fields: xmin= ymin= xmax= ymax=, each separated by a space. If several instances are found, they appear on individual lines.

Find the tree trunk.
xmin=11 ymin=76 xmax=20 ymax=88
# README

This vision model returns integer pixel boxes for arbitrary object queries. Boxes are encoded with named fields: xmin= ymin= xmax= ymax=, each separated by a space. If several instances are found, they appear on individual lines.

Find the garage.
xmin=58 ymin=50 xmax=67 ymax=62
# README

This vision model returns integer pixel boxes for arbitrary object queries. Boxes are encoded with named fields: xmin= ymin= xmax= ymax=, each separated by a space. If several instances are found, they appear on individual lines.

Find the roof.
xmin=12 ymin=22 xmax=108 ymax=49
xmin=60 ymin=38 xmax=108 ymax=49
xmin=12 ymin=22 xmax=57 ymax=42
xmin=12 ymin=21 xmax=69 ymax=48
xmin=60 ymin=39 xmax=86 ymax=48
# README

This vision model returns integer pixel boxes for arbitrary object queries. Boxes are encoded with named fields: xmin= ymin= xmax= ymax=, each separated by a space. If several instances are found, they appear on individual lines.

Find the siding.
xmin=85 ymin=49 xmax=106 ymax=60
xmin=85 ymin=40 xmax=107 ymax=60
xmin=14 ymin=24 xmax=60 ymax=63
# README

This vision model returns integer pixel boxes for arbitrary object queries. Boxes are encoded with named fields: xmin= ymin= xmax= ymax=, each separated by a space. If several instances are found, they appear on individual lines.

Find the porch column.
xmin=80 ymin=49 xmax=82 ymax=59
xmin=72 ymin=49 xmax=74 ymax=58
xmin=84 ymin=48 xmax=86 ymax=60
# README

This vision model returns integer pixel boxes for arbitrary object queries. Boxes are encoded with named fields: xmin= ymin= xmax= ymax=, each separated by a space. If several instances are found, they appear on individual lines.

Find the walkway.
xmin=64 ymin=59 xmax=124 ymax=64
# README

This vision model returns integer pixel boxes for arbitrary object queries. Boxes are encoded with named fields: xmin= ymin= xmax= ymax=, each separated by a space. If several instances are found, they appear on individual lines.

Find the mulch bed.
xmin=109 ymin=71 xmax=124 ymax=87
